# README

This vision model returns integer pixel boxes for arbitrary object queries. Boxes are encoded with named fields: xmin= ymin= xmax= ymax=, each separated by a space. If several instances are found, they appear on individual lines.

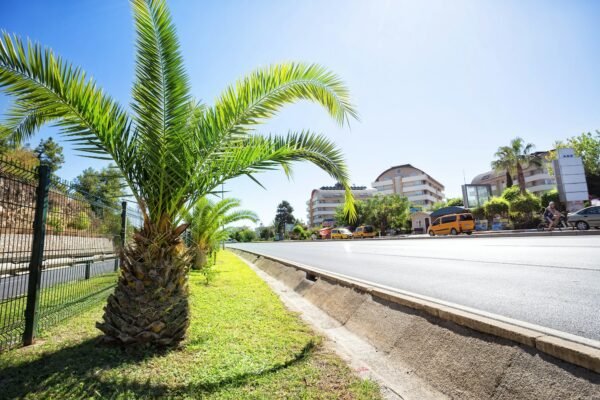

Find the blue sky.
xmin=2 ymin=0 xmax=600 ymax=226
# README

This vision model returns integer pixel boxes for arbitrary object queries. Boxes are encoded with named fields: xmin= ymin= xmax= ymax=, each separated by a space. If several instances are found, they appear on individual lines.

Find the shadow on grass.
xmin=0 ymin=336 xmax=316 ymax=399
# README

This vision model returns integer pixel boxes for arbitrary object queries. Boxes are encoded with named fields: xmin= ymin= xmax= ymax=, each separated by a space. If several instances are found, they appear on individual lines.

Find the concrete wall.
xmin=233 ymin=249 xmax=600 ymax=400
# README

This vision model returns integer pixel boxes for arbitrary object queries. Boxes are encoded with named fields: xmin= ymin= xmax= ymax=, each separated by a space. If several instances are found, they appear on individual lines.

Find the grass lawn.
xmin=0 ymin=272 xmax=117 ymax=351
xmin=0 ymin=251 xmax=382 ymax=399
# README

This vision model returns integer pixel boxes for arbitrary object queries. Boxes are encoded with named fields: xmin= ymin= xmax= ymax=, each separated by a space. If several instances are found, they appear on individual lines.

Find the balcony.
xmin=525 ymin=173 xmax=554 ymax=184
xmin=528 ymin=184 xmax=556 ymax=193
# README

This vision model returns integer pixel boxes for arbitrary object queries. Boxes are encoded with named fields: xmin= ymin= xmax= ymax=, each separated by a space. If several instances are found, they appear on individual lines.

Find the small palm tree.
xmin=0 ymin=0 xmax=357 ymax=346
xmin=188 ymin=197 xmax=257 ymax=271
xmin=492 ymin=137 xmax=542 ymax=194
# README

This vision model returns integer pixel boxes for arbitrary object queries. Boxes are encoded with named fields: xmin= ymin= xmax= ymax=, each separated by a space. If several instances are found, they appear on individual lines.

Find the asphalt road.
xmin=229 ymin=236 xmax=600 ymax=341
xmin=0 ymin=259 xmax=117 ymax=300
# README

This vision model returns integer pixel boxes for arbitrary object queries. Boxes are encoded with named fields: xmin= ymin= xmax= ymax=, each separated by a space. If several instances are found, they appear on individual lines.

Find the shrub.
xmin=483 ymin=197 xmax=510 ymax=219
xmin=446 ymin=198 xmax=464 ymax=207
xmin=510 ymin=193 xmax=541 ymax=215
xmin=471 ymin=206 xmax=485 ymax=220
xmin=540 ymin=189 xmax=560 ymax=208
xmin=501 ymin=186 xmax=520 ymax=202
xmin=47 ymin=214 xmax=64 ymax=233
xmin=291 ymin=224 xmax=308 ymax=240
xmin=68 ymin=211 xmax=91 ymax=230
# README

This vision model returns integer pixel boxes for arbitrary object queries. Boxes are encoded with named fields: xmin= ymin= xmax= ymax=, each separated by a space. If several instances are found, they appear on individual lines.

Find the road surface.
xmin=0 ymin=259 xmax=117 ymax=300
xmin=229 ymin=236 xmax=600 ymax=341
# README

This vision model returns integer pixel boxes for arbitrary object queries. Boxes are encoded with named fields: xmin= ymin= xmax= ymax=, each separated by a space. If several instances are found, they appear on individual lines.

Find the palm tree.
xmin=491 ymin=137 xmax=542 ymax=194
xmin=188 ymin=197 xmax=257 ymax=271
xmin=0 ymin=0 xmax=357 ymax=346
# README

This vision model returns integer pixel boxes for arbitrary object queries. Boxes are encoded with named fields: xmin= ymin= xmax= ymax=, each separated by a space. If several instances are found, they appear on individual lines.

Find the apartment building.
xmin=307 ymin=183 xmax=376 ymax=227
xmin=471 ymin=151 xmax=556 ymax=196
xmin=371 ymin=164 xmax=445 ymax=208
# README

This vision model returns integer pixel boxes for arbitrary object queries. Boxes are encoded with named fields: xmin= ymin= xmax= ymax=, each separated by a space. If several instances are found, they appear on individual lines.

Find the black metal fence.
xmin=0 ymin=157 xmax=139 ymax=351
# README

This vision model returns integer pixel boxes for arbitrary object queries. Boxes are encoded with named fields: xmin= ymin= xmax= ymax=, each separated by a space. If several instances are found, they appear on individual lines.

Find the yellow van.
xmin=428 ymin=213 xmax=475 ymax=236
xmin=353 ymin=225 xmax=377 ymax=239
xmin=331 ymin=228 xmax=353 ymax=239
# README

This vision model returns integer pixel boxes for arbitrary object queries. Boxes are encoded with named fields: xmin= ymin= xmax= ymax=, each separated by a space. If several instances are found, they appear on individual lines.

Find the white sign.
xmin=553 ymin=148 xmax=589 ymax=211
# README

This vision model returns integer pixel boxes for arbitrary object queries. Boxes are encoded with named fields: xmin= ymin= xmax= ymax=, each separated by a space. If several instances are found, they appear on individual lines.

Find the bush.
xmin=68 ymin=211 xmax=91 ymax=230
xmin=471 ymin=206 xmax=485 ymax=220
xmin=501 ymin=186 xmax=520 ymax=202
xmin=291 ymin=224 xmax=308 ymax=240
xmin=540 ymin=189 xmax=560 ymax=208
xmin=483 ymin=197 xmax=510 ymax=219
xmin=47 ymin=214 xmax=64 ymax=233
xmin=510 ymin=193 xmax=541 ymax=215
xmin=446 ymin=198 xmax=464 ymax=207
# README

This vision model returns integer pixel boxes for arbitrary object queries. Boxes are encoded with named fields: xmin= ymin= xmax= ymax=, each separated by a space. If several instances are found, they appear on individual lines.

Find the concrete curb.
xmin=231 ymin=248 xmax=600 ymax=375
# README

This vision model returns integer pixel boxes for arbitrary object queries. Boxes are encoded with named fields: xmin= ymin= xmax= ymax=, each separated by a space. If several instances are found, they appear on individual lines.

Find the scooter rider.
xmin=544 ymin=201 xmax=561 ymax=231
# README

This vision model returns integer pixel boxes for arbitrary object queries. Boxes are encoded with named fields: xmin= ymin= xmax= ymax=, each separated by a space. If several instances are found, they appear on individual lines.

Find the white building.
xmin=371 ymin=164 xmax=445 ymax=208
xmin=471 ymin=151 xmax=556 ymax=196
xmin=307 ymin=183 xmax=375 ymax=227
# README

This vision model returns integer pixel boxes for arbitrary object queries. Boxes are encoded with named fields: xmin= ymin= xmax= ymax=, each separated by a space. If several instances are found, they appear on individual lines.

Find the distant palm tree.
xmin=0 ymin=0 xmax=357 ymax=346
xmin=188 ymin=198 xmax=257 ymax=271
xmin=492 ymin=138 xmax=542 ymax=194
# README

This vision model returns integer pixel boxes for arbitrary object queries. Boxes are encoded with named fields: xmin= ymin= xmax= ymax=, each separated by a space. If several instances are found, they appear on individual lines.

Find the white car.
xmin=567 ymin=206 xmax=600 ymax=230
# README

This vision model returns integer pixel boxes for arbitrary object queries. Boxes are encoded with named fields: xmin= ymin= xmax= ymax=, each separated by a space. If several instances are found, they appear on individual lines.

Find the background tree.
xmin=500 ymin=186 xmax=521 ymax=202
xmin=446 ymin=198 xmax=464 ymax=207
xmin=483 ymin=197 xmax=510 ymax=220
xmin=553 ymin=131 xmax=600 ymax=196
xmin=1 ymin=144 xmax=39 ymax=169
xmin=0 ymin=0 xmax=357 ymax=346
xmin=509 ymin=192 xmax=542 ymax=229
xmin=540 ymin=189 xmax=561 ymax=208
xmin=335 ymin=199 xmax=367 ymax=228
xmin=291 ymin=224 xmax=308 ymax=240
xmin=274 ymin=200 xmax=296 ymax=236
xmin=230 ymin=227 xmax=257 ymax=243
xmin=492 ymin=137 xmax=542 ymax=194
xmin=188 ymin=197 xmax=257 ymax=271
xmin=34 ymin=137 xmax=64 ymax=173
xmin=258 ymin=225 xmax=275 ymax=241
xmin=73 ymin=165 xmax=125 ymax=209
xmin=365 ymin=195 xmax=410 ymax=234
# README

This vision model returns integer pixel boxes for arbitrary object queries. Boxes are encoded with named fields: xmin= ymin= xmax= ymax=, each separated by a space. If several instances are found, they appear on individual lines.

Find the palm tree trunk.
xmin=192 ymin=246 xmax=208 ymax=271
xmin=505 ymin=171 xmax=513 ymax=188
xmin=516 ymin=162 xmax=526 ymax=194
xmin=97 ymin=223 xmax=190 ymax=346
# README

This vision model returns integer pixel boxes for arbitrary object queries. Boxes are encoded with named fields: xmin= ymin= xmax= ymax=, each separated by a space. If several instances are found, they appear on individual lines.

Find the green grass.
xmin=0 ymin=251 xmax=382 ymax=399
xmin=0 ymin=272 xmax=117 ymax=350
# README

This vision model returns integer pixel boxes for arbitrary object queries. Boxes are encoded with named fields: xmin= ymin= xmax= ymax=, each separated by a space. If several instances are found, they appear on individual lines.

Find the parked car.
xmin=331 ymin=228 xmax=353 ymax=239
xmin=353 ymin=225 xmax=376 ymax=239
xmin=567 ymin=206 xmax=600 ymax=230
xmin=428 ymin=213 xmax=475 ymax=236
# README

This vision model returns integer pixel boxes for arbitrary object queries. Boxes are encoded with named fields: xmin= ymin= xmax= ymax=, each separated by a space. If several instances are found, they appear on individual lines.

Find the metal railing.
xmin=0 ymin=157 xmax=139 ymax=351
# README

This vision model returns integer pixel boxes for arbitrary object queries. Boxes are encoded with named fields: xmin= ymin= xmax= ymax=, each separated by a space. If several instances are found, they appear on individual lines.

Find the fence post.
xmin=118 ymin=201 xmax=127 ymax=271
xmin=84 ymin=261 xmax=91 ymax=280
xmin=23 ymin=165 xmax=50 ymax=346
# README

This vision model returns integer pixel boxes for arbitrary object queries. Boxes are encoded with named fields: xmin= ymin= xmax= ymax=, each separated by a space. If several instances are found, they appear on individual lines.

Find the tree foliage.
xmin=540 ymin=189 xmax=560 ymax=208
xmin=555 ymin=131 xmax=600 ymax=176
xmin=492 ymin=137 xmax=542 ymax=194
xmin=188 ymin=197 xmax=257 ymax=272
xmin=73 ymin=165 xmax=125 ymax=209
xmin=335 ymin=199 xmax=367 ymax=227
xmin=483 ymin=197 xmax=510 ymax=219
xmin=0 ymin=0 xmax=357 ymax=346
xmin=501 ymin=186 xmax=521 ymax=202
xmin=34 ymin=137 xmax=64 ymax=173
xmin=274 ymin=200 xmax=296 ymax=234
